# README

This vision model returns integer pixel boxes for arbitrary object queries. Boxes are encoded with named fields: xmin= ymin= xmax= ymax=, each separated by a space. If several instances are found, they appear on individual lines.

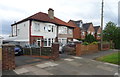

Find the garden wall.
xmin=76 ymin=44 xmax=99 ymax=56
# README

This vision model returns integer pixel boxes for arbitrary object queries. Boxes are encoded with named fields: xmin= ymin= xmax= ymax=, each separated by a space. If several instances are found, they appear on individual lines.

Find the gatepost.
xmin=2 ymin=44 xmax=15 ymax=70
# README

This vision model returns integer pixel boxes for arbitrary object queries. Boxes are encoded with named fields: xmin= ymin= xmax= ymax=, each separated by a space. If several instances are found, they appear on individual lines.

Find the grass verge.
xmin=96 ymin=52 xmax=120 ymax=65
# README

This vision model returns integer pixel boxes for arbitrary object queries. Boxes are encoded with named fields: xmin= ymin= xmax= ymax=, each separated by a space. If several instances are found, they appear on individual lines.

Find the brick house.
xmin=68 ymin=20 xmax=82 ymax=39
xmin=10 ymin=8 xmax=75 ymax=47
xmin=94 ymin=26 xmax=101 ymax=40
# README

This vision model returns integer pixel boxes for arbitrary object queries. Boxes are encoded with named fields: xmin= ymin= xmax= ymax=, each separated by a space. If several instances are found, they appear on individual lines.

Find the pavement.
xmin=1 ymin=49 xmax=120 ymax=76
xmin=81 ymin=49 xmax=119 ymax=59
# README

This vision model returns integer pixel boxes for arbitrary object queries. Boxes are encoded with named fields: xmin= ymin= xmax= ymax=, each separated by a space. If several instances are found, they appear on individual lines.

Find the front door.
xmin=37 ymin=39 xmax=41 ymax=47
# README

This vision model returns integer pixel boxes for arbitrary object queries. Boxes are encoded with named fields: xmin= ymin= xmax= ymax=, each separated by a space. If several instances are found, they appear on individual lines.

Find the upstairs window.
xmin=34 ymin=23 xmax=40 ymax=31
xmin=68 ymin=28 xmax=72 ymax=34
xmin=58 ymin=26 xmax=67 ymax=34
xmin=44 ymin=25 xmax=54 ymax=32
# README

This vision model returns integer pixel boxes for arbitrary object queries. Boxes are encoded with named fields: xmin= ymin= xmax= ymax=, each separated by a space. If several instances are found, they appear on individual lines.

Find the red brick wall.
xmin=76 ymin=44 xmax=99 ymax=56
xmin=2 ymin=44 xmax=15 ymax=70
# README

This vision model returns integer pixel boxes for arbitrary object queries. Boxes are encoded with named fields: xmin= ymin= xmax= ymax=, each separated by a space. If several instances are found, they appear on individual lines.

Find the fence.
xmin=23 ymin=47 xmax=52 ymax=56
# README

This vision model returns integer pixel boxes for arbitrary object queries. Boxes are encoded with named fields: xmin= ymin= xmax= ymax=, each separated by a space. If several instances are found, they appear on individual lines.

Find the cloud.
xmin=0 ymin=0 xmax=119 ymax=35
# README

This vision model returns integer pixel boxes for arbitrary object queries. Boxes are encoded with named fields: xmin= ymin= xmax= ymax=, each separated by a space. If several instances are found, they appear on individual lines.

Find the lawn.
xmin=96 ymin=52 xmax=120 ymax=65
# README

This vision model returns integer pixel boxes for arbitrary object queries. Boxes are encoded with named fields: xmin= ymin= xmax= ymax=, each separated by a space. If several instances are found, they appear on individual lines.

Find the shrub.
xmin=84 ymin=34 xmax=96 ymax=43
xmin=82 ymin=42 xmax=89 ymax=45
xmin=90 ymin=42 xmax=98 ymax=45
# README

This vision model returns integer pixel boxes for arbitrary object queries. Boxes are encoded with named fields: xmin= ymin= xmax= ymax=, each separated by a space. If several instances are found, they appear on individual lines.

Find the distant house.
xmin=68 ymin=20 xmax=82 ymax=39
xmin=81 ymin=22 xmax=95 ymax=39
xmin=94 ymin=26 xmax=101 ymax=40
xmin=68 ymin=20 xmax=96 ymax=39
xmin=10 ymin=8 xmax=75 ymax=47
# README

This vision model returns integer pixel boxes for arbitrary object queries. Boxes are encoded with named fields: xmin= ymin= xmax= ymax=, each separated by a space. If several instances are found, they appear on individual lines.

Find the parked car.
xmin=14 ymin=45 xmax=23 ymax=56
xmin=62 ymin=41 xmax=82 ymax=55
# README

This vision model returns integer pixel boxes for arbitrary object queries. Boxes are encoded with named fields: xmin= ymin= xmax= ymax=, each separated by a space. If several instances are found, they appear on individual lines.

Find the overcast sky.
xmin=0 ymin=0 xmax=119 ymax=36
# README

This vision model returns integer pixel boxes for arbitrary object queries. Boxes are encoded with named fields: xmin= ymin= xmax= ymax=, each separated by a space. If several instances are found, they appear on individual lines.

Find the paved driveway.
xmin=15 ymin=56 xmax=49 ymax=67
xmin=12 ymin=56 xmax=119 ymax=75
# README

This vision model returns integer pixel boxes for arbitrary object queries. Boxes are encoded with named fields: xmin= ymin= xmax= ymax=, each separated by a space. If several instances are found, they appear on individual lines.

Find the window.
xmin=82 ymin=32 xmax=85 ymax=35
xmin=34 ymin=23 xmax=40 ymax=31
xmin=43 ymin=38 xmax=54 ymax=47
xmin=48 ymin=38 xmax=51 ymax=46
xmin=13 ymin=25 xmax=16 ymax=36
xmin=44 ymin=38 xmax=47 ymax=46
xmin=48 ymin=25 xmax=51 ymax=32
xmin=52 ymin=26 xmax=54 ymax=32
xmin=58 ymin=38 xmax=67 ymax=45
xmin=97 ymin=33 xmax=101 ymax=37
xmin=91 ymin=32 xmax=94 ymax=35
xmin=68 ymin=28 xmax=72 ymax=34
xmin=58 ymin=26 xmax=67 ymax=34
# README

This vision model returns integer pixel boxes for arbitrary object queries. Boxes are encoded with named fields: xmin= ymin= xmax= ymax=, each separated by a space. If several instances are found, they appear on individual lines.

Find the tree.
xmin=84 ymin=34 xmax=96 ymax=43
xmin=103 ymin=21 xmax=120 ymax=49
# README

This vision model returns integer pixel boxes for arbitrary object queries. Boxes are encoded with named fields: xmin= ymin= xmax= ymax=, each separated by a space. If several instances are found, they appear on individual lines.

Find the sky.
xmin=0 ymin=0 xmax=119 ymax=36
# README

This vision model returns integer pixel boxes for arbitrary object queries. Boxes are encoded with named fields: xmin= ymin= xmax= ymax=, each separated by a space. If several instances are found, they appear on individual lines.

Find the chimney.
xmin=48 ymin=8 xmax=54 ymax=19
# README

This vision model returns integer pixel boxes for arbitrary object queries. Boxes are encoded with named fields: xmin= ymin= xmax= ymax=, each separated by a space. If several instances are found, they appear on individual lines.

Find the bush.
xmin=84 ymin=34 xmax=96 ymax=43
xmin=82 ymin=42 xmax=89 ymax=45
xmin=90 ymin=42 xmax=98 ymax=45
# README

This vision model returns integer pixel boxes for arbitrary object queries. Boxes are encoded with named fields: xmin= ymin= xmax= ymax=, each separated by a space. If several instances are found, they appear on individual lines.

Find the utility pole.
xmin=101 ymin=0 xmax=104 ymax=50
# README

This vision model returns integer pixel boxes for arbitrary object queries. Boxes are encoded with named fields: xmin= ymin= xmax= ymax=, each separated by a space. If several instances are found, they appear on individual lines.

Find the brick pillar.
xmin=51 ymin=42 xmax=59 ymax=60
xmin=76 ymin=43 xmax=82 ymax=56
xmin=2 ymin=44 xmax=15 ymax=70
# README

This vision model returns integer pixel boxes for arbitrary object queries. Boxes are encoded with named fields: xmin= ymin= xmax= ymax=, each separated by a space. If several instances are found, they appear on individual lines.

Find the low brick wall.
xmin=76 ymin=44 xmax=99 ymax=56
xmin=98 ymin=43 xmax=110 ymax=51
xmin=0 ymin=48 xmax=2 ymax=61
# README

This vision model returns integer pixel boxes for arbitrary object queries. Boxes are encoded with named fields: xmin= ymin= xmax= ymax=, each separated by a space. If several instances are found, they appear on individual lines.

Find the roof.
xmin=12 ymin=12 xmax=75 ymax=28
xmin=68 ymin=20 xmax=83 ymax=27
xmin=94 ymin=26 xmax=100 ymax=33
xmin=68 ymin=20 xmax=78 ymax=27
xmin=82 ymin=22 xmax=92 ymax=31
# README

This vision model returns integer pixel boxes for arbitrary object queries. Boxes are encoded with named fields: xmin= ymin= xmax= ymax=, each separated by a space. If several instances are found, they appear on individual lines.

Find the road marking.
xmin=64 ymin=58 xmax=74 ymax=61
xmin=36 ymin=62 xmax=58 ymax=68
xmin=72 ymin=56 xmax=83 ymax=59
xmin=14 ymin=68 xmax=29 ymax=74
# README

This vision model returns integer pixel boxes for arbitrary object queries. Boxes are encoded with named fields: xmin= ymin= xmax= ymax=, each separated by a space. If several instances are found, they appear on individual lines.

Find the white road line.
xmin=64 ymin=58 xmax=74 ymax=61
xmin=14 ymin=68 xmax=29 ymax=74
xmin=72 ymin=56 xmax=83 ymax=59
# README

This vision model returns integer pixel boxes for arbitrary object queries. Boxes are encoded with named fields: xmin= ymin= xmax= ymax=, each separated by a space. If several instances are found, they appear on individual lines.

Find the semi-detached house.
xmin=11 ymin=8 xmax=75 ymax=47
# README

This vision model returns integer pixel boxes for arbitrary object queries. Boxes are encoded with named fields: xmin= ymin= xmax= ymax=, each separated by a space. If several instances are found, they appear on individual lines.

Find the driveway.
xmin=15 ymin=55 xmax=49 ymax=67
xmin=12 ymin=56 xmax=119 ymax=75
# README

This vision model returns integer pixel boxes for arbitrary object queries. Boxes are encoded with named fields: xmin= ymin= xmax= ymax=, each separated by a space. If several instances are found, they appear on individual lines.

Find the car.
xmin=62 ymin=41 xmax=82 ymax=54
xmin=14 ymin=45 xmax=23 ymax=56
